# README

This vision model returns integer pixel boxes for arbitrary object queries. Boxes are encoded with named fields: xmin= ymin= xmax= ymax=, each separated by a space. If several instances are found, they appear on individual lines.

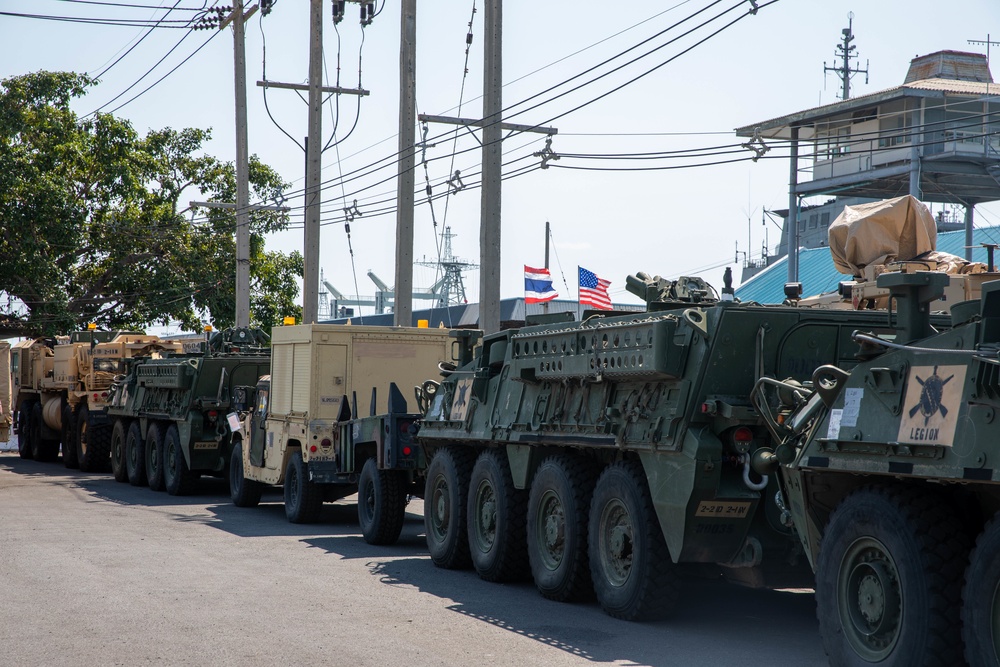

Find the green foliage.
xmin=0 ymin=71 xmax=301 ymax=337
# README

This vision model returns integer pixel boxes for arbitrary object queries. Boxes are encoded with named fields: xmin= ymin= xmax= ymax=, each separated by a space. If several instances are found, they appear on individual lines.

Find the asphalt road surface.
xmin=0 ymin=452 xmax=828 ymax=666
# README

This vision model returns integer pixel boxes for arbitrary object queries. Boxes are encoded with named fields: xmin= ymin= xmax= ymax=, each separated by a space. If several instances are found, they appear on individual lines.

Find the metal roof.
xmin=735 ymin=226 xmax=1000 ymax=304
xmin=321 ymin=298 xmax=643 ymax=328
xmin=735 ymin=78 xmax=998 ymax=140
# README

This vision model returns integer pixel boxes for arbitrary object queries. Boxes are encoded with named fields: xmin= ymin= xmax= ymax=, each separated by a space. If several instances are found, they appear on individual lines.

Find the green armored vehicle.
xmin=414 ymin=270 xmax=905 ymax=621
xmin=106 ymin=328 xmax=270 ymax=495
xmin=753 ymin=272 xmax=1000 ymax=667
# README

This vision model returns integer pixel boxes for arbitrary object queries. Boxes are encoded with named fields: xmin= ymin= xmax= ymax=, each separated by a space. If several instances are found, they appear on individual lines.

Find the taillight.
xmin=402 ymin=446 xmax=412 ymax=456
xmin=732 ymin=426 xmax=754 ymax=453
xmin=321 ymin=438 xmax=332 ymax=448
xmin=310 ymin=445 xmax=318 ymax=453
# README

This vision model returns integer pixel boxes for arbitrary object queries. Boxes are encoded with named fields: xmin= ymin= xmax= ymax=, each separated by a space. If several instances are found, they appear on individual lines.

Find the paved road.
xmin=0 ymin=452 xmax=827 ymax=666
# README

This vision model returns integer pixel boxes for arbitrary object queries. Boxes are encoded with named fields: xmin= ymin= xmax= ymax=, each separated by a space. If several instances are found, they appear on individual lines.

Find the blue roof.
xmin=736 ymin=226 xmax=1000 ymax=303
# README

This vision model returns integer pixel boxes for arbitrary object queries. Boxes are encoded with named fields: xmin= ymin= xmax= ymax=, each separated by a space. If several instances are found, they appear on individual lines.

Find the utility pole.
xmin=303 ymin=0 xmax=324 ymax=323
xmin=210 ymin=3 xmax=259 ymax=328
xmin=233 ymin=2 xmax=251 ymax=328
xmin=256 ymin=1 xmax=370 ymax=324
xmin=394 ymin=0 xmax=416 ymax=327
xmin=480 ymin=0 xmax=502 ymax=334
xmin=824 ymin=12 xmax=868 ymax=100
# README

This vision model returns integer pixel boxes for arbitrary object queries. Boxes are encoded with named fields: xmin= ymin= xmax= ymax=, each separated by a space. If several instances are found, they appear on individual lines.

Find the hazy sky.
xmin=2 ymin=0 xmax=999 ymax=321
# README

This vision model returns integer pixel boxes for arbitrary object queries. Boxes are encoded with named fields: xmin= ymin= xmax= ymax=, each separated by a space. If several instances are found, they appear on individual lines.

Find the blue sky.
xmin=2 ymin=0 xmax=999 ymax=320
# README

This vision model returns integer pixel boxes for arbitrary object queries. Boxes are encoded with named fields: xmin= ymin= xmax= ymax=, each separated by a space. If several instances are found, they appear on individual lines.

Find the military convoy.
xmin=9 ymin=195 xmax=1000 ymax=663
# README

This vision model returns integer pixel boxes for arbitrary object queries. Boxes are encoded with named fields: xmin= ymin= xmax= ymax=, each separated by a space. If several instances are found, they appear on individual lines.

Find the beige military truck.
xmin=11 ymin=329 xmax=181 ymax=471
xmin=0 ymin=341 xmax=11 ymax=444
xmin=230 ymin=323 xmax=460 ymax=541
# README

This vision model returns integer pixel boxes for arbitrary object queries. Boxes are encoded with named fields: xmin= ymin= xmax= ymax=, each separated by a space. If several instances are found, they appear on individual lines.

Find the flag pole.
xmin=577 ymin=265 xmax=581 ymax=319
xmin=543 ymin=221 xmax=550 ymax=314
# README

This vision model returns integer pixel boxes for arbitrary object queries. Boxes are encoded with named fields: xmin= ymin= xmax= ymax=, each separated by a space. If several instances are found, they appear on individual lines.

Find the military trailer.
xmin=412 ymin=271 xmax=924 ymax=621
xmin=231 ymin=324 xmax=459 ymax=543
xmin=10 ymin=330 xmax=169 ymax=470
xmin=106 ymin=328 xmax=270 ymax=494
xmin=752 ymin=272 xmax=1000 ymax=667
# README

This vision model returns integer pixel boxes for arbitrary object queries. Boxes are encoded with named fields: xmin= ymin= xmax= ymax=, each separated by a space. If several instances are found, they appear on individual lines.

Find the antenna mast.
xmin=824 ymin=12 xmax=869 ymax=100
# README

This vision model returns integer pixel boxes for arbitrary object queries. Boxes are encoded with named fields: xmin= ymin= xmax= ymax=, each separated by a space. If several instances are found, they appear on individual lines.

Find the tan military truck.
xmin=230 ymin=323 xmax=460 ymax=541
xmin=11 ymin=329 xmax=181 ymax=472
xmin=0 ymin=341 xmax=12 ymax=444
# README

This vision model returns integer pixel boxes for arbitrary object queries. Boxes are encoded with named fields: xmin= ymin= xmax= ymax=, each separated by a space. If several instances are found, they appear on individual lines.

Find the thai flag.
xmin=524 ymin=265 xmax=558 ymax=304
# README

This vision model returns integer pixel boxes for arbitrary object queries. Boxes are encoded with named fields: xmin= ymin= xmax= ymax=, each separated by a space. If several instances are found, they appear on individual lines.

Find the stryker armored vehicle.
xmin=412 ymin=270 xmax=926 ymax=621
xmin=11 ymin=329 xmax=176 ymax=470
xmin=752 ymin=272 xmax=1000 ymax=666
xmin=106 ymin=328 xmax=270 ymax=494
xmin=231 ymin=323 xmax=459 ymax=543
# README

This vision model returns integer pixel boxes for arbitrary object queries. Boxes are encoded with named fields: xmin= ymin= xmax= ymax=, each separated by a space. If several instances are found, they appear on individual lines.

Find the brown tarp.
xmin=829 ymin=195 xmax=937 ymax=276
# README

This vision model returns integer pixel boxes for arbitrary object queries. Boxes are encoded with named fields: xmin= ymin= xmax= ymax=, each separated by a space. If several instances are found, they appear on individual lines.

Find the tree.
xmin=0 ymin=70 xmax=302 ymax=337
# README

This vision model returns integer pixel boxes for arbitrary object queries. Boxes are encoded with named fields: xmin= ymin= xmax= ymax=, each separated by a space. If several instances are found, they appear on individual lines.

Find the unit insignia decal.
xmin=450 ymin=377 xmax=473 ymax=422
xmin=897 ymin=364 xmax=966 ymax=446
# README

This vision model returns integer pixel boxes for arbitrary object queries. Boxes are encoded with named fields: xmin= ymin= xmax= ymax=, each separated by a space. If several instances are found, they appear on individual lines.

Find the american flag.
xmin=579 ymin=266 xmax=612 ymax=310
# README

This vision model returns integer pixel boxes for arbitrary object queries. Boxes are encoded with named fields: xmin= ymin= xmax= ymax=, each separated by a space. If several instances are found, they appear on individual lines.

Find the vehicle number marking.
xmin=694 ymin=501 xmax=751 ymax=518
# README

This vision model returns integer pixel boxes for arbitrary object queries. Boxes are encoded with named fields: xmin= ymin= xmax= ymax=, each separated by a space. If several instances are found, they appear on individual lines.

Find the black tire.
xmin=61 ymin=404 xmax=78 ymax=469
xmin=163 ymin=424 xmax=197 ymax=496
xmin=76 ymin=405 xmax=111 ymax=472
xmin=145 ymin=422 xmax=165 ymax=492
xmin=31 ymin=403 xmax=59 ymax=462
xmin=358 ymin=457 xmax=407 ymax=545
xmin=17 ymin=401 xmax=34 ymax=460
xmin=424 ymin=447 xmax=475 ymax=569
xmin=816 ymin=486 xmax=971 ymax=666
xmin=125 ymin=421 xmax=147 ymax=487
xmin=230 ymin=440 xmax=263 ymax=508
xmin=110 ymin=420 xmax=129 ymax=483
xmin=588 ymin=460 xmax=677 ymax=620
xmin=963 ymin=515 xmax=1000 ymax=667
xmin=284 ymin=451 xmax=322 ymax=523
xmin=526 ymin=455 xmax=598 ymax=602
xmin=467 ymin=448 xmax=529 ymax=582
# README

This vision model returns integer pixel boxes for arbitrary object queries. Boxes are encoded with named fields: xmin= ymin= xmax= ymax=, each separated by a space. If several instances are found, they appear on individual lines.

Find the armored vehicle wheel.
xmin=61 ymin=404 xmax=78 ymax=469
xmin=963 ymin=515 xmax=1000 ymax=667
xmin=30 ymin=403 xmax=60 ymax=462
xmin=358 ymin=457 xmax=406 ymax=545
xmin=145 ymin=422 xmax=166 ymax=491
xmin=816 ymin=486 xmax=970 ymax=666
xmin=125 ymin=421 xmax=147 ymax=486
xmin=163 ymin=424 xmax=196 ymax=496
xmin=467 ymin=448 xmax=528 ymax=582
xmin=284 ymin=451 xmax=322 ymax=523
xmin=588 ymin=460 xmax=677 ymax=621
xmin=424 ymin=447 xmax=475 ymax=569
xmin=229 ymin=441 xmax=262 ymax=508
xmin=526 ymin=455 xmax=597 ymax=602
xmin=17 ymin=401 xmax=35 ymax=460
xmin=110 ymin=420 xmax=129 ymax=483
xmin=76 ymin=406 xmax=111 ymax=472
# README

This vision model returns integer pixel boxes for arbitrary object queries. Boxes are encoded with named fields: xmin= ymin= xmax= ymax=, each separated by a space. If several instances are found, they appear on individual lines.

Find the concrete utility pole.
xmin=480 ymin=0 xmax=502 ymax=334
xmin=233 ymin=2 xmax=251 ymax=328
xmin=214 ymin=3 xmax=258 ymax=328
xmin=394 ymin=0 xmax=416 ymax=327
xmin=303 ymin=0 xmax=324 ymax=323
